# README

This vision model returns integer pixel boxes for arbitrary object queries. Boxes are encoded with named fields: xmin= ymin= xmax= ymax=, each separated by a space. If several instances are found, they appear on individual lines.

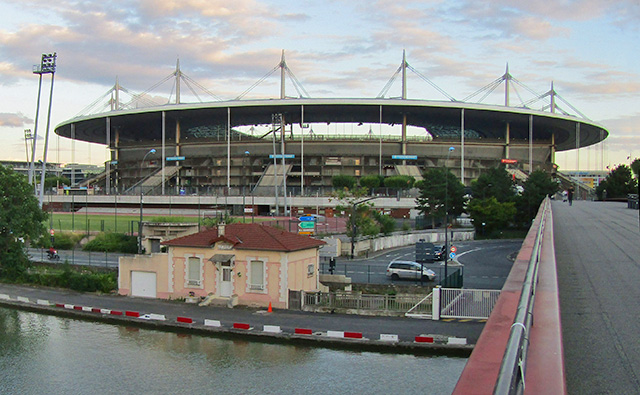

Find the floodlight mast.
xmin=30 ymin=53 xmax=57 ymax=209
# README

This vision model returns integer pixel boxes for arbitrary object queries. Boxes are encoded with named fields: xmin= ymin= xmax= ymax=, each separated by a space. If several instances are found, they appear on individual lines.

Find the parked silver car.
xmin=386 ymin=261 xmax=436 ymax=281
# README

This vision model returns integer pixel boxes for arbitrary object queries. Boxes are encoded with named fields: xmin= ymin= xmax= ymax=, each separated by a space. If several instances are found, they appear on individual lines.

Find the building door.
xmin=131 ymin=271 xmax=156 ymax=298
xmin=220 ymin=264 xmax=233 ymax=297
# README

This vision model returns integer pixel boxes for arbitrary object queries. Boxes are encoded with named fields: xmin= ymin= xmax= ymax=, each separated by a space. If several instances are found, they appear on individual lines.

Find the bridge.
xmin=454 ymin=199 xmax=640 ymax=393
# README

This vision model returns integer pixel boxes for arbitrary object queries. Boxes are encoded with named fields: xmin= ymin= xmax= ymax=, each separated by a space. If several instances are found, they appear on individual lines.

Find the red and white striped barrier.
xmin=233 ymin=322 xmax=251 ymax=330
xmin=380 ymin=334 xmax=399 ymax=342
xmin=204 ymin=319 xmax=221 ymax=327
xmin=1 ymin=293 xmax=470 ymax=349
xmin=263 ymin=325 xmax=282 ymax=333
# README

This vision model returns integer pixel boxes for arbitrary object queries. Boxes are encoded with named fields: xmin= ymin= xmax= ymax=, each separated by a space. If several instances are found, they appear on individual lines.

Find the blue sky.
xmin=0 ymin=0 xmax=638 ymax=171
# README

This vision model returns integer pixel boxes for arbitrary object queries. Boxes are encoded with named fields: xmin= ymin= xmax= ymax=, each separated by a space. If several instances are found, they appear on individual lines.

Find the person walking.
xmin=568 ymin=186 xmax=574 ymax=206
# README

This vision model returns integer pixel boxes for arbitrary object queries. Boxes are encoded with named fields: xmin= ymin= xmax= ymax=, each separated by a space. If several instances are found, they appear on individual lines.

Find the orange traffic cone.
xmin=268 ymin=302 xmax=273 ymax=313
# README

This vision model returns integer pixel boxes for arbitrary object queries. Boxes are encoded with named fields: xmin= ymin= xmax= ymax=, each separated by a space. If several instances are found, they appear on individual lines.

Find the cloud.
xmin=0 ymin=112 xmax=32 ymax=127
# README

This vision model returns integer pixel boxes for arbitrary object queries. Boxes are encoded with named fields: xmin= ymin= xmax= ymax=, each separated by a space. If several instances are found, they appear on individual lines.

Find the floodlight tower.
xmin=30 ymin=53 xmax=57 ymax=208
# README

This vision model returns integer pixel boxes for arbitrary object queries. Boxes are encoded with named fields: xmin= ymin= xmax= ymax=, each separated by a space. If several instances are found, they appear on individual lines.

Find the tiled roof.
xmin=162 ymin=223 xmax=326 ymax=252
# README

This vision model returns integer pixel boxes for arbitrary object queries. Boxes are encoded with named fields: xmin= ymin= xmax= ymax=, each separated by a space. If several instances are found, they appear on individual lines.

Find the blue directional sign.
xmin=299 ymin=216 xmax=316 ymax=222
xmin=166 ymin=156 xmax=186 ymax=161
xmin=449 ymin=252 xmax=456 ymax=259
xmin=269 ymin=154 xmax=295 ymax=159
xmin=392 ymin=155 xmax=418 ymax=160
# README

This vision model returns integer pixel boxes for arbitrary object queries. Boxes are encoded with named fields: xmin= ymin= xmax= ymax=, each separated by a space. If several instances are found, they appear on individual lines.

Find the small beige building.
xmin=119 ymin=223 xmax=326 ymax=309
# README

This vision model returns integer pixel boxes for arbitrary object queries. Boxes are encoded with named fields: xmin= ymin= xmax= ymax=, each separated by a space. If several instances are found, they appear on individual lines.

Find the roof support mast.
xmin=175 ymin=58 xmax=181 ymax=104
xmin=401 ymin=50 xmax=408 ymax=156
xmin=280 ymin=50 xmax=286 ymax=99
xmin=504 ymin=63 xmax=510 ymax=107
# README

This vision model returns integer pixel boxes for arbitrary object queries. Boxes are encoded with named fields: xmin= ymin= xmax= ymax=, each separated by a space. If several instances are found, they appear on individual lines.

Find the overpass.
xmin=454 ymin=199 xmax=640 ymax=393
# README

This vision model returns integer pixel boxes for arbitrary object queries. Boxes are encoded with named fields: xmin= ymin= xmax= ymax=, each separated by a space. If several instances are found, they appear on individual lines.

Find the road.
xmin=27 ymin=248 xmax=128 ymax=269
xmin=553 ymin=200 xmax=640 ymax=393
xmin=322 ymin=239 xmax=522 ymax=289
xmin=30 ymin=239 xmax=521 ymax=290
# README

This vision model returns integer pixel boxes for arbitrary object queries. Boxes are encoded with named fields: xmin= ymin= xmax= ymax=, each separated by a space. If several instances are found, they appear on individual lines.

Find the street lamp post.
xmin=443 ymin=146 xmax=455 ymax=286
xmin=139 ymin=148 xmax=156 ymax=254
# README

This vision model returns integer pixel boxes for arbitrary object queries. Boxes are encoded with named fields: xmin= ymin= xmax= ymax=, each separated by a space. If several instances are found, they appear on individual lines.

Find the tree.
xmin=332 ymin=175 xmax=357 ymax=190
xmin=595 ymin=164 xmax=637 ymax=200
xmin=0 ymin=165 xmax=47 ymax=280
xmin=467 ymin=197 xmax=516 ymax=236
xmin=471 ymin=166 xmax=516 ymax=203
xmin=359 ymin=175 xmax=383 ymax=194
xmin=331 ymin=187 xmax=394 ymax=256
xmin=383 ymin=175 xmax=415 ymax=190
xmin=631 ymin=158 xmax=640 ymax=179
xmin=516 ymin=170 xmax=558 ymax=224
xmin=415 ymin=167 xmax=465 ymax=228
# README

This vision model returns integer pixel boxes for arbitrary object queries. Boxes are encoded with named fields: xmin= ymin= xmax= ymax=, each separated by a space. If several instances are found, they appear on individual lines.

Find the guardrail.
xmin=494 ymin=198 xmax=549 ymax=393
xmin=453 ymin=196 xmax=563 ymax=394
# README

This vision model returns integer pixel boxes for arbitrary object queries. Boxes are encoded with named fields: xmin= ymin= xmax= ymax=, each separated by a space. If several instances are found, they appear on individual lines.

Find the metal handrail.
xmin=494 ymin=197 xmax=550 ymax=394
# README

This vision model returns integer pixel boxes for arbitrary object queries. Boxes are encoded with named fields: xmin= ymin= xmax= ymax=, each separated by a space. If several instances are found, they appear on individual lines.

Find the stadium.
xmin=53 ymin=54 xmax=608 ymax=213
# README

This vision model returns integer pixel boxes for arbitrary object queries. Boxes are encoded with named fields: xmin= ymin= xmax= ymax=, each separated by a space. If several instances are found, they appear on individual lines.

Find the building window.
xmin=186 ymin=257 xmax=202 ymax=287
xmin=249 ymin=260 xmax=265 ymax=291
xmin=307 ymin=263 xmax=315 ymax=277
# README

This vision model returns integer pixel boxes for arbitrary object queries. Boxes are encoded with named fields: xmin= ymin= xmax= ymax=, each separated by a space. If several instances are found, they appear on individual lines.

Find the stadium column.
xmin=529 ymin=114 xmax=533 ymax=174
xmin=176 ymin=118 xmax=181 ymax=190
xmin=504 ymin=122 xmax=510 ymax=160
xmin=106 ymin=117 xmax=110 ymax=194
xmin=461 ymin=108 xmax=465 ymax=186
xmin=301 ymin=105 xmax=305 ymax=196
xmin=162 ymin=111 xmax=166 ymax=195
xmin=115 ymin=128 xmax=120 ymax=191
xmin=551 ymin=132 xmax=556 ymax=169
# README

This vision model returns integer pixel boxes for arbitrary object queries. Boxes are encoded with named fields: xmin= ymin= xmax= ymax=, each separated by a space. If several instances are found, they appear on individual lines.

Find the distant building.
xmin=118 ymin=223 xmax=326 ymax=309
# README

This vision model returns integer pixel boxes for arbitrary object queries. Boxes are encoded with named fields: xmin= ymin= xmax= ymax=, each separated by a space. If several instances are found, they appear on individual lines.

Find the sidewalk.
xmin=0 ymin=282 xmax=480 ymax=355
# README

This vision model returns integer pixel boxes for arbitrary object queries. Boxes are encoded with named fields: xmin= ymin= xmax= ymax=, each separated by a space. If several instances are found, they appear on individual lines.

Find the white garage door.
xmin=131 ymin=271 xmax=157 ymax=298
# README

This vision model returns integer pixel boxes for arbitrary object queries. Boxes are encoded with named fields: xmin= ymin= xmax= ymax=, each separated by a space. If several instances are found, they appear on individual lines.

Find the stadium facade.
xmin=53 ymin=55 xmax=608 ymax=198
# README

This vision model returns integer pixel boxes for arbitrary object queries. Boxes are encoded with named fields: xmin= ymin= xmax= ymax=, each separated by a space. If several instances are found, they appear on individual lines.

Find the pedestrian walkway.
xmin=0 ymin=282 xmax=480 ymax=355
xmin=553 ymin=200 xmax=640 ymax=393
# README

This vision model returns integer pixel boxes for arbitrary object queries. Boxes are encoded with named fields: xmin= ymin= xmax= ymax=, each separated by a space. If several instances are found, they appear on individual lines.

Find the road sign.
xmin=449 ymin=252 xmax=456 ymax=259
xmin=450 ymin=245 xmax=457 ymax=253
xmin=298 ymin=231 xmax=313 ymax=235
xmin=299 ymin=222 xmax=315 ymax=229
xmin=49 ymin=229 xmax=55 ymax=236
xmin=299 ymin=216 xmax=315 ymax=222
xmin=166 ymin=156 xmax=185 ymax=161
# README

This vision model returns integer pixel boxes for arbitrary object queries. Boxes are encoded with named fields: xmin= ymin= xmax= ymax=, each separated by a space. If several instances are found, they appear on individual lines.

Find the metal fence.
xmin=440 ymin=288 xmax=501 ymax=319
xmin=303 ymin=292 xmax=432 ymax=315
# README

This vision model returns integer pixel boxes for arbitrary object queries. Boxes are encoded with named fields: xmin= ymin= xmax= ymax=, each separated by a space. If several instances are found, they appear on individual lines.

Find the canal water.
xmin=0 ymin=307 xmax=466 ymax=394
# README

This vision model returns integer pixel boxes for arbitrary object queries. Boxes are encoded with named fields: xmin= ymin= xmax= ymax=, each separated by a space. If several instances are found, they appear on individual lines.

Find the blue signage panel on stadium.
xmin=392 ymin=155 xmax=418 ymax=160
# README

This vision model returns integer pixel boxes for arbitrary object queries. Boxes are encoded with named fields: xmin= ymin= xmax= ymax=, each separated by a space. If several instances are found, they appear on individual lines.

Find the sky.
xmin=0 ymin=0 xmax=638 ymax=172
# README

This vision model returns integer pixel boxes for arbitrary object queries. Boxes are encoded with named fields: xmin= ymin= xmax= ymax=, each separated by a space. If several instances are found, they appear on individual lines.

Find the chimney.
xmin=218 ymin=222 xmax=225 ymax=237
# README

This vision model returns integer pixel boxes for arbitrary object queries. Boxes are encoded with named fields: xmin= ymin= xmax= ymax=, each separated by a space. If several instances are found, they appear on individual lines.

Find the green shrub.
xmin=24 ymin=264 xmax=117 ymax=293
xmin=149 ymin=216 xmax=187 ymax=223
xmin=82 ymin=232 xmax=137 ymax=253
xmin=383 ymin=175 xmax=415 ymax=189
xmin=359 ymin=175 xmax=383 ymax=191
xmin=52 ymin=232 xmax=84 ymax=250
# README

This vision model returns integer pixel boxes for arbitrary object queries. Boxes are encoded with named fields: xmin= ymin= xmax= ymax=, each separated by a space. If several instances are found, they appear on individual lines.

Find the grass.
xmin=44 ymin=212 xmax=264 ymax=233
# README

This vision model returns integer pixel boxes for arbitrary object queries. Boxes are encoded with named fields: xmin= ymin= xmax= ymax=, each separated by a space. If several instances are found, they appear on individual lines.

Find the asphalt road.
xmin=30 ymin=239 xmax=521 ymax=290
xmin=554 ymin=200 xmax=640 ymax=393
xmin=322 ymin=239 xmax=522 ymax=289
xmin=27 ymin=248 xmax=128 ymax=268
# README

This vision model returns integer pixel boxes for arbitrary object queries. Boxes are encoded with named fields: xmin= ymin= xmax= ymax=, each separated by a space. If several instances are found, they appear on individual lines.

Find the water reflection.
xmin=0 ymin=307 xmax=465 ymax=394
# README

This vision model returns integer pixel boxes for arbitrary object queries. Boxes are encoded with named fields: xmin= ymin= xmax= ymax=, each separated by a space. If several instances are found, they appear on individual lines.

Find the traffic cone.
xmin=268 ymin=302 xmax=272 ymax=313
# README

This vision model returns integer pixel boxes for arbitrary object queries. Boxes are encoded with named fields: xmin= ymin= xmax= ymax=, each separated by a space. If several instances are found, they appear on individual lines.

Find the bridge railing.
xmin=453 ymin=197 xmax=566 ymax=394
